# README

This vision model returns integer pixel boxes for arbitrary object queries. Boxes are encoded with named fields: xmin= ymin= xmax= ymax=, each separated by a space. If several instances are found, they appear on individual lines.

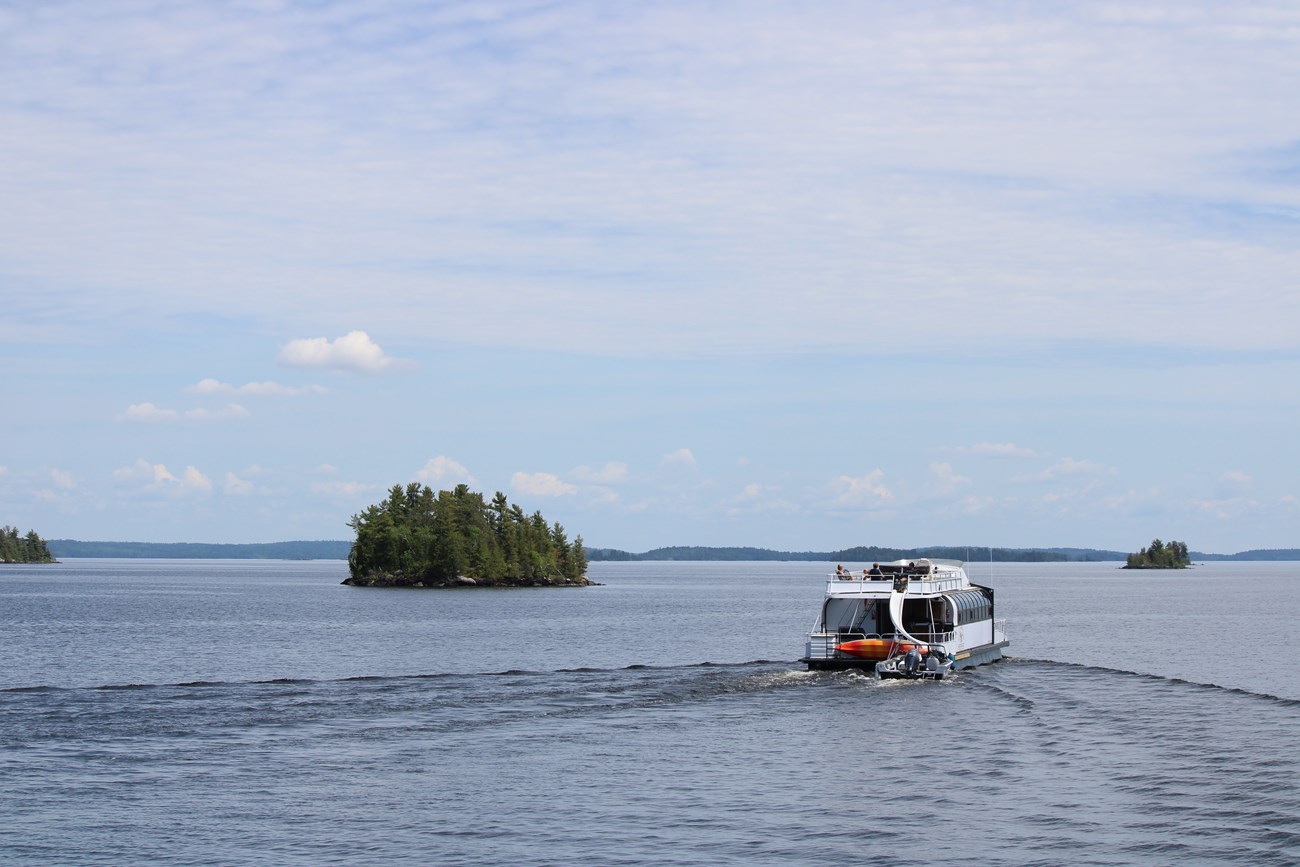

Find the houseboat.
xmin=800 ymin=559 xmax=1008 ymax=679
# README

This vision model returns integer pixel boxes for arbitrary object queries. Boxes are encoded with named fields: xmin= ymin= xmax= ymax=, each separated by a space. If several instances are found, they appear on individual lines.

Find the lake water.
xmin=3 ymin=559 xmax=1299 ymax=864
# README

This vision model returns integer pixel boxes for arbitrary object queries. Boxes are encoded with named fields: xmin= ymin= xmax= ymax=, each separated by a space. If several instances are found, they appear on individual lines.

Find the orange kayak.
xmin=834 ymin=639 xmax=918 ymax=661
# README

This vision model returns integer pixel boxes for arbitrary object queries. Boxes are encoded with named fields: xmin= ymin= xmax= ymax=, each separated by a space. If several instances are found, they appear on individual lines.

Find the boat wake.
xmin=997 ymin=656 xmax=1300 ymax=708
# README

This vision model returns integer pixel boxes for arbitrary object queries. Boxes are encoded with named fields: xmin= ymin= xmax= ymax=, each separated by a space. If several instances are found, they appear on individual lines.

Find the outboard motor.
xmin=902 ymin=647 xmax=922 ymax=676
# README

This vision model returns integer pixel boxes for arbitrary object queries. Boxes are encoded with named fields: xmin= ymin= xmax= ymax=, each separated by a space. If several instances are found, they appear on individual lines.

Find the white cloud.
xmin=50 ymin=468 xmax=76 ymax=490
xmin=223 ymin=472 xmax=254 ymax=495
xmin=726 ymin=483 xmax=796 ymax=516
xmin=0 ymin=466 xmax=8 ymax=476
xmin=179 ymin=466 xmax=212 ymax=494
xmin=572 ymin=462 xmax=629 ymax=484
xmin=188 ymin=378 xmax=326 ymax=396
xmin=833 ymin=470 xmax=893 ymax=506
xmin=961 ymin=495 xmax=996 ymax=514
xmin=278 ymin=331 xmax=408 ymax=374
xmin=3 ymin=4 xmax=1300 ymax=362
xmin=315 ymin=464 xmax=338 ymax=475
xmin=1194 ymin=497 xmax=1261 ymax=520
xmin=112 ymin=459 xmax=212 ymax=495
xmin=661 ymin=448 xmax=697 ymax=468
xmin=119 ymin=402 xmax=249 ymax=422
xmin=950 ymin=443 xmax=1038 ymax=458
xmin=184 ymin=403 xmax=250 ymax=421
xmin=119 ymin=402 xmax=179 ymax=423
xmin=511 ymin=471 xmax=577 ymax=497
xmin=930 ymin=462 xmax=972 ymax=494
xmin=587 ymin=488 xmax=621 ymax=506
xmin=1014 ymin=457 xmax=1117 ymax=483
xmin=311 ymin=481 xmax=376 ymax=498
xmin=415 ymin=456 xmax=477 ymax=487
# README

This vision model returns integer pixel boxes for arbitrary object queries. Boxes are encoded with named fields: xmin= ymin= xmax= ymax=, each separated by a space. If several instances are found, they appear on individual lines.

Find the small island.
xmin=343 ymin=483 xmax=590 ymax=588
xmin=1 ymin=525 xmax=57 ymax=564
xmin=1124 ymin=538 xmax=1191 ymax=570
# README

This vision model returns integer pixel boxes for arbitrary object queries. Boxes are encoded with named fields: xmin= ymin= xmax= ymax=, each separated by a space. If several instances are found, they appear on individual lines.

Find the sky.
xmin=2 ymin=1 xmax=1298 ymax=554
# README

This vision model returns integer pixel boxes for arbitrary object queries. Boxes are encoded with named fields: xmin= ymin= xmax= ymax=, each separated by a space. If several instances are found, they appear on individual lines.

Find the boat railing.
xmin=825 ymin=574 xmax=966 ymax=594
xmin=906 ymin=628 xmax=955 ymax=644
xmin=993 ymin=618 xmax=1007 ymax=641
xmin=805 ymin=632 xmax=840 ymax=660
xmin=828 ymin=571 xmax=893 ymax=583
xmin=805 ymin=629 xmax=954 ymax=660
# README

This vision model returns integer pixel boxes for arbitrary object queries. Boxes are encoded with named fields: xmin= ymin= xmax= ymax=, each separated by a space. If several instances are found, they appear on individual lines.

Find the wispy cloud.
xmin=572 ymin=462 xmax=629 ymax=484
xmin=184 ymin=404 xmax=250 ymax=422
xmin=311 ymin=481 xmax=377 ymax=498
xmin=949 ymin=442 xmax=1038 ymax=459
xmin=117 ymin=402 xmax=249 ymax=422
xmin=278 ymin=331 xmax=409 ymax=374
xmin=1216 ymin=471 xmax=1253 ymax=498
xmin=726 ymin=483 xmax=796 ymax=516
xmin=930 ymin=462 xmax=972 ymax=494
xmin=112 ymin=459 xmax=212 ymax=496
xmin=1014 ymin=457 xmax=1117 ymax=483
xmin=5 ymin=4 xmax=1298 ymax=359
xmin=1194 ymin=497 xmax=1261 ymax=520
xmin=187 ymin=378 xmax=326 ymax=397
xmin=833 ymin=470 xmax=892 ymax=507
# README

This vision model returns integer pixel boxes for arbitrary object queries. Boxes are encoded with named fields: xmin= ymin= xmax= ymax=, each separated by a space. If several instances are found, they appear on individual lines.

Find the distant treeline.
xmin=1195 ymin=548 xmax=1300 ymax=561
xmin=2 ymin=526 xmax=56 ymax=563
xmin=38 ymin=540 xmax=1300 ymax=562
xmin=585 ymin=545 xmax=1129 ymax=562
xmin=586 ymin=545 xmax=1300 ymax=562
xmin=47 ymin=540 xmax=352 ymax=560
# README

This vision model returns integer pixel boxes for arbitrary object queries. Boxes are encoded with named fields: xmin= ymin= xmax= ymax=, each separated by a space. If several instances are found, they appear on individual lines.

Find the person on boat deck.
xmin=835 ymin=563 xmax=848 ymax=579
xmin=868 ymin=562 xmax=882 ymax=577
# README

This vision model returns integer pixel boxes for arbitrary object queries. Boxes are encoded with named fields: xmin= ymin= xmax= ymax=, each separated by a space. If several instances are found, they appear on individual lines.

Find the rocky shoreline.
xmin=341 ymin=573 xmax=595 ymax=588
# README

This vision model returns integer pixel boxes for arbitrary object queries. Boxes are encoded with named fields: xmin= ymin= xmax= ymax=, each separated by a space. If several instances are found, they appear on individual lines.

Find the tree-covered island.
xmin=343 ymin=483 xmax=589 ymax=588
xmin=1 ymin=526 xmax=57 ymax=564
xmin=1124 ymin=538 xmax=1191 ymax=569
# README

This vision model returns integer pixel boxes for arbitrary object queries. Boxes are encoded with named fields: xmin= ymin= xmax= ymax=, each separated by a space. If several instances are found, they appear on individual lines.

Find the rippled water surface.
xmin=3 ymin=559 xmax=1299 ymax=864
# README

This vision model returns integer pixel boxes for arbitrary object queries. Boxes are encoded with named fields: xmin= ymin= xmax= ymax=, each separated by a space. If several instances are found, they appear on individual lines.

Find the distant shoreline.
xmin=43 ymin=540 xmax=1300 ymax=562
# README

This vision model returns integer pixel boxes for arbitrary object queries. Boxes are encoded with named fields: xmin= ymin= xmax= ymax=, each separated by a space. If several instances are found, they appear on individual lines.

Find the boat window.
xmin=947 ymin=590 xmax=992 ymax=625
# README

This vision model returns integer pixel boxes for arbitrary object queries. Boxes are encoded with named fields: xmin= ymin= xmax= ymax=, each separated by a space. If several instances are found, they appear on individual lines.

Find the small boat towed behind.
xmin=800 ymin=559 xmax=1008 ymax=679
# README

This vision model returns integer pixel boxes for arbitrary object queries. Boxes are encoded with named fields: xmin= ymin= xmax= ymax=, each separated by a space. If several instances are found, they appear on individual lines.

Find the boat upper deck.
xmin=824 ymin=558 xmax=969 ymax=596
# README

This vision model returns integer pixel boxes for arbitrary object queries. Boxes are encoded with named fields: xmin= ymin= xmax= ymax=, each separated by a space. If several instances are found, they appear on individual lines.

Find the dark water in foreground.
xmin=3 ymin=560 xmax=1299 ymax=864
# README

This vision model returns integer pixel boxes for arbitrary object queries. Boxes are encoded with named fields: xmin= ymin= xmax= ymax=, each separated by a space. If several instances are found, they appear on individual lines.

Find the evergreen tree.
xmin=1123 ymin=538 xmax=1191 ymax=569
xmin=0 ymin=526 xmax=56 ymax=563
xmin=346 ymin=486 xmax=588 ymax=587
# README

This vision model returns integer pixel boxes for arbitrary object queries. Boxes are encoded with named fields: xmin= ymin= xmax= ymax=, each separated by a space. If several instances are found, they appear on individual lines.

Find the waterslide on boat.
xmin=887 ymin=585 xmax=928 ymax=648
xmin=878 ymin=583 xmax=952 ymax=679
